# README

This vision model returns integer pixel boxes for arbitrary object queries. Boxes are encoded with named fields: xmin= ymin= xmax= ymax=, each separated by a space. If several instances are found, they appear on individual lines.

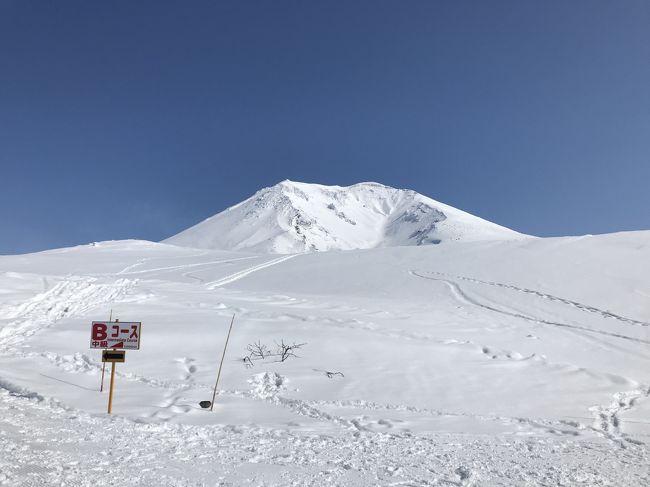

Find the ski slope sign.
xmin=90 ymin=321 xmax=141 ymax=350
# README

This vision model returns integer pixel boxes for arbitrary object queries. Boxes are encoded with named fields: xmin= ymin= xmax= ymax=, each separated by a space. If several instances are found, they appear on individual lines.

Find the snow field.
xmin=1 ymin=232 xmax=650 ymax=484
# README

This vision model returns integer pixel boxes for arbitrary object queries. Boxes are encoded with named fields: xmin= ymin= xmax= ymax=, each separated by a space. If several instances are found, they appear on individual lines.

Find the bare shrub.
xmin=247 ymin=340 xmax=270 ymax=360
xmin=276 ymin=339 xmax=306 ymax=362
xmin=241 ymin=339 xmax=307 ymax=366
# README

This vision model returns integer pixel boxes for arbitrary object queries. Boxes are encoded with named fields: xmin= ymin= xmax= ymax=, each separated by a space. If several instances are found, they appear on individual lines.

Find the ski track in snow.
xmin=115 ymin=255 xmax=259 ymax=276
xmin=206 ymin=254 xmax=299 ymax=289
xmin=410 ymin=271 xmax=650 ymax=346
xmin=0 ymin=385 xmax=648 ymax=486
xmin=15 ymin=346 xmax=584 ymax=440
xmin=0 ymin=372 xmax=642 ymax=485
xmin=245 ymin=306 xmax=568 ymax=370
xmin=237 ymin=310 xmax=647 ymax=444
xmin=411 ymin=270 xmax=650 ymax=448
xmin=0 ymin=277 xmax=138 ymax=350
xmin=3 ymin=266 xmax=646 ymax=446
xmin=1 ymin=317 xmax=591 ymax=446
xmin=428 ymin=271 xmax=650 ymax=328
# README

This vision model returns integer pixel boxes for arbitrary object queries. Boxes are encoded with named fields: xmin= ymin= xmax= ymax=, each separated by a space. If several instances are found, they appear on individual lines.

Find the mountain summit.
xmin=164 ymin=181 xmax=528 ymax=253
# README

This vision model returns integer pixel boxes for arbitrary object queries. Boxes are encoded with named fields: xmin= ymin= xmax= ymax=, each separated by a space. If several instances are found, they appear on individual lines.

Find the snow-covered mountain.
xmin=165 ymin=180 xmax=528 ymax=253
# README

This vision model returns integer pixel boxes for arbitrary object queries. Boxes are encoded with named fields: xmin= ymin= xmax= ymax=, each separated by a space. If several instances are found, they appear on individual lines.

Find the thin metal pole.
xmin=100 ymin=361 xmax=106 ymax=392
xmin=210 ymin=314 xmax=236 ymax=411
xmin=100 ymin=310 xmax=112 ymax=392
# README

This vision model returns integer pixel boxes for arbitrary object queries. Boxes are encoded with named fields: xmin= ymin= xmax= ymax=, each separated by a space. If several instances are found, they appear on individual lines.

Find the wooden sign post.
xmin=108 ymin=360 xmax=116 ymax=414
xmin=103 ymin=350 xmax=125 ymax=414
xmin=90 ymin=320 xmax=142 ymax=415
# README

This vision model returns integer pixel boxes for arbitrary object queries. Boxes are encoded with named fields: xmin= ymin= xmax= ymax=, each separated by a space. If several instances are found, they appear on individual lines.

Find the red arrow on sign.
xmin=112 ymin=342 xmax=124 ymax=348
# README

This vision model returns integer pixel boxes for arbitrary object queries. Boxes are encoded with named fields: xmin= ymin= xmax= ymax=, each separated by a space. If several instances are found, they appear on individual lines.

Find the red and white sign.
xmin=90 ymin=321 xmax=141 ymax=350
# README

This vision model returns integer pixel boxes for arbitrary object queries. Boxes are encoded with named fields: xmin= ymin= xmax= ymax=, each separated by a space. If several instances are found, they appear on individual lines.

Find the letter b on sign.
xmin=92 ymin=323 xmax=108 ymax=341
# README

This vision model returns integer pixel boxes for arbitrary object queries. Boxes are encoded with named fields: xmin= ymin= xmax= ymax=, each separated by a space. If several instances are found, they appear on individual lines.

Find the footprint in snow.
xmin=175 ymin=357 xmax=198 ymax=381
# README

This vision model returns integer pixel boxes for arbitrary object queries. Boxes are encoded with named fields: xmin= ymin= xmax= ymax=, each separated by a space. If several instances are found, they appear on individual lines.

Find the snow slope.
xmin=164 ymin=180 xmax=528 ymax=253
xmin=1 ymin=231 xmax=650 ymax=485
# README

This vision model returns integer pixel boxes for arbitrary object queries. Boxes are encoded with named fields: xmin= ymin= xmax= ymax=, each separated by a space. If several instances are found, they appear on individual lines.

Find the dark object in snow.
xmin=325 ymin=371 xmax=344 ymax=379
xmin=199 ymin=401 xmax=212 ymax=409
xmin=312 ymin=368 xmax=345 ymax=379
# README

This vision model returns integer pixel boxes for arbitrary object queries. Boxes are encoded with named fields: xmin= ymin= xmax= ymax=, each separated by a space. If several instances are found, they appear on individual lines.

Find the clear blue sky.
xmin=1 ymin=1 xmax=649 ymax=254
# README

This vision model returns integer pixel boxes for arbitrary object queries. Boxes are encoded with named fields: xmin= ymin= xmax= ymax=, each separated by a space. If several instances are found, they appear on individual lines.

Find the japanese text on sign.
xmin=90 ymin=321 xmax=141 ymax=349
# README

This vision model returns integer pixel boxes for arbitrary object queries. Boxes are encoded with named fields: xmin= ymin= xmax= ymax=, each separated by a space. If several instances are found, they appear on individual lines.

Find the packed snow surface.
xmin=1 ymin=231 xmax=650 ymax=485
xmin=164 ymin=180 xmax=528 ymax=253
